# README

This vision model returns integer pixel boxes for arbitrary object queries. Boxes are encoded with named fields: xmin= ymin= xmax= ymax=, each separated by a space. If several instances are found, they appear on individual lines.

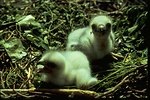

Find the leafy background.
xmin=0 ymin=0 xmax=148 ymax=99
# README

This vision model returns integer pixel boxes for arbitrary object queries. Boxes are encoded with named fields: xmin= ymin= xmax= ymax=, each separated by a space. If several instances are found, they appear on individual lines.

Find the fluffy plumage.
xmin=66 ymin=15 xmax=115 ymax=61
xmin=37 ymin=51 xmax=97 ymax=88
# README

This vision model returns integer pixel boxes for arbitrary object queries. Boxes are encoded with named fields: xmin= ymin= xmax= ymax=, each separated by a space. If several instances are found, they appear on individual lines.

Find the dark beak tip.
xmin=100 ymin=28 xmax=105 ymax=32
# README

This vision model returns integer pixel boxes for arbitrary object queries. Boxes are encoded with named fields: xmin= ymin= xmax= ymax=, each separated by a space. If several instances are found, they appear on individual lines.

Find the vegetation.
xmin=0 ymin=0 xmax=148 ymax=99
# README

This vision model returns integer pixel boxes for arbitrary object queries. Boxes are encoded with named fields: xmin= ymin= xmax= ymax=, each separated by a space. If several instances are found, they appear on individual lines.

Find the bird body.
xmin=67 ymin=15 xmax=115 ymax=61
xmin=37 ymin=51 xmax=97 ymax=88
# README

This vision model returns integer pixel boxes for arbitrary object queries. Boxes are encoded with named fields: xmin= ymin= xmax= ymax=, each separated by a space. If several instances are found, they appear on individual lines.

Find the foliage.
xmin=0 ymin=0 xmax=148 ymax=99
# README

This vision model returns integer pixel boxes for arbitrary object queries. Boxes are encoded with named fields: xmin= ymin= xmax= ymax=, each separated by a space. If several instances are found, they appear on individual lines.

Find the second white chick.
xmin=66 ymin=15 xmax=115 ymax=61
xmin=37 ymin=51 xmax=97 ymax=89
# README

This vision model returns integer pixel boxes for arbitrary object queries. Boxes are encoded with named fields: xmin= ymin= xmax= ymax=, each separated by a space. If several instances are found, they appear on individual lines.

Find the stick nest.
xmin=0 ymin=0 xmax=148 ymax=99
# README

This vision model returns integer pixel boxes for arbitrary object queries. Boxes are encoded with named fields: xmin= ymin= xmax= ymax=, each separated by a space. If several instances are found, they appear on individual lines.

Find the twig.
xmin=0 ymin=88 xmax=99 ymax=99
xmin=15 ymin=91 xmax=35 ymax=98
xmin=0 ymin=88 xmax=35 ymax=92
xmin=49 ymin=21 xmax=65 ymax=32
xmin=0 ymin=93 xmax=17 ymax=99
xmin=132 ymin=93 xmax=140 ymax=98
xmin=129 ymin=87 xmax=146 ymax=93
xmin=96 ymin=75 xmax=129 ymax=98
xmin=111 ymin=52 xmax=124 ymax=59
xmin=34 ymin=88 xmax=99 ymax=98
xmin=0 ymin=71 xmax=5 ymax=89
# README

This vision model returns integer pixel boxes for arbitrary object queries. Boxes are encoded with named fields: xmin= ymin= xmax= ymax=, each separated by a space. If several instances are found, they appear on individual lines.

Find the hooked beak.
xmin=98 ymin=24 xmax=105 ymax=32
xmin=36 ymin=64 xmax=45 ymax=73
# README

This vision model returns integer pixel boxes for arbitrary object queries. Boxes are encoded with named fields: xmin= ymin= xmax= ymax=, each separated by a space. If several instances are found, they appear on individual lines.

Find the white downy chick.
xmin=66 ymin=15 xmax=115 ymax=61
xmin=37 ymin=51 xmax=97 ymax=89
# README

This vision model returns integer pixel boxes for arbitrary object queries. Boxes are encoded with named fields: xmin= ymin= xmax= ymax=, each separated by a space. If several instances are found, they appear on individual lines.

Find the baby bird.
xmin=66 ymin=15 xmax=115 ymax=61
xmin=37 ymin=51 xmax=97 ymax=89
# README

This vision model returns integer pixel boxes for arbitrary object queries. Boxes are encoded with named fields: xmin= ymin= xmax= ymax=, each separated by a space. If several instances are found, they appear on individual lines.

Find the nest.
xmin=0 ymin=0 xmax=148 ymax=99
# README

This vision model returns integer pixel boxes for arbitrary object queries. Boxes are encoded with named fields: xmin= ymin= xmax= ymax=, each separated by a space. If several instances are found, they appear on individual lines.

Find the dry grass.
xmin=0 ymin=0 xmax=148 ymax=99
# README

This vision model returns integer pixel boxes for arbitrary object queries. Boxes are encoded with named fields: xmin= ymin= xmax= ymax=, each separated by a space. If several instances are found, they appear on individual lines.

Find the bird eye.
xmin=91 ymin=24 xmax=100 ymax=33
xmin=45 ymin=61 xmax=57 ymax=69
xmin=106 ymin=23 xmax=111 ymax=28
xmin=91 ymin=24 xmax=97 ymax=30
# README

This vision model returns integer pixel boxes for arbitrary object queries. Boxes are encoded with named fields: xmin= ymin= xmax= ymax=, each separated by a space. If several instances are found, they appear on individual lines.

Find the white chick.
xmin=37 ymin=51 xmax=97 ymax=89
xmin=66 ymin=15 xmax=115 ymax=61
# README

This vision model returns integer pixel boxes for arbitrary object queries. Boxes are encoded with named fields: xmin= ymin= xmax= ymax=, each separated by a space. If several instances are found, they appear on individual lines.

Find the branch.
xmin=34 ymin=88 xmax=99 ymax=98
xmin=0 ymin=88 xmax=99 ymax=99
xmin=0 ymin=75 xmax=129 ymax=99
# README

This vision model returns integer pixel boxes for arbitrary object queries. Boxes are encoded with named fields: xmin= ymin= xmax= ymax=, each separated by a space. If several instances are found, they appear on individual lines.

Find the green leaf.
xmin=140 ymin=59 xmax=147 ymax=65
xmin=127 ymin=24 xmax=138 ymax=33
xmin=16 ymin=15 xmax=41 ymax=28
xmin=2 ymin=38 xmax=27 ymax=62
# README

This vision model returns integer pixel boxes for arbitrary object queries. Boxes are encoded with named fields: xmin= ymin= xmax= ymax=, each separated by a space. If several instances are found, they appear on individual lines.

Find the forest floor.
xmin=0 ymin=0 xmax=148 ymax=99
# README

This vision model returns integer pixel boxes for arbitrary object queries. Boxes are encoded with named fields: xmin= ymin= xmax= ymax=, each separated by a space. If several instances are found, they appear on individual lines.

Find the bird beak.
xmin=98 ymin=24 xmax=105 ymax=32
xmin=36 ymin=64 xmax=45 ymax=73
